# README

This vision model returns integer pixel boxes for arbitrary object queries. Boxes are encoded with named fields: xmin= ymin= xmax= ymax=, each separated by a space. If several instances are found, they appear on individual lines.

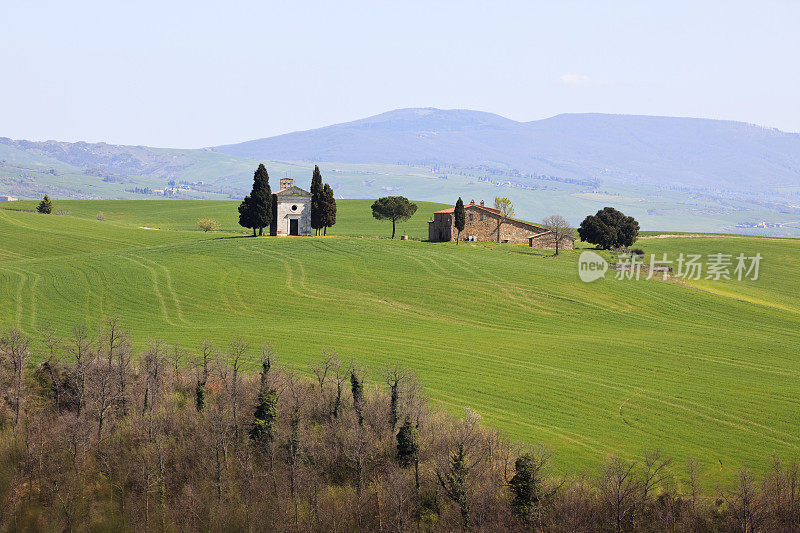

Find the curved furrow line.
xmin=245 ymin=247 xmax=311 ymax=301
xmin=325 ymin=326 xmax=800 ymax=449
xmin=130 ymin=254 xmax=189 ymax=326
xmin=0 ymin=265 xmax=29 ymax=331
xmin=443 ymin=252 xmax=571 ymax=316
xmin=432 ymin=390 xmax=611 ymax=455
xmin=28 ymin=271 xmax=40 ymax=330
xmin=229 ymin=268 xmax=252 ymax=312
xmin=463 ymin=349 xmax=800 ymax=448
xmin=121 ymin=255 xmax=179 ymax=327
xmin=217 ymin=269 xmax=236 ymax=315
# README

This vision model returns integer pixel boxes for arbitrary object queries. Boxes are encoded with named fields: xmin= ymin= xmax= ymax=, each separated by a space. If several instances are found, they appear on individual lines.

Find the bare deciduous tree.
xmin=226 ymin=337 xmax=248 ymax=440
xmin=599 ymin=455 xmax=641 ymax=533
xmin=194 ymin=340 xmax=217 ymax=411
xmin=1 ymin=328 xmax=30 ymax=428
xmin=541 ymin=214 xmax=575 ymax=255
xmin=727 ymin=467 xmax=764 ymax=532
xmin=384 ymin=363 xmax=409 ymax=431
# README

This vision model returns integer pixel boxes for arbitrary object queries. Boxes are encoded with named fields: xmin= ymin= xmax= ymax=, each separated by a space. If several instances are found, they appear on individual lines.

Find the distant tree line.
xmin=1 ymin=322 xmax=797 ymax=531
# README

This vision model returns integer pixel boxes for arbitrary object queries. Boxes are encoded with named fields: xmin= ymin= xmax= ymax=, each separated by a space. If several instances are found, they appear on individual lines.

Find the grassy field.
xmin=2 ymin=200 xmax=799 ymax=482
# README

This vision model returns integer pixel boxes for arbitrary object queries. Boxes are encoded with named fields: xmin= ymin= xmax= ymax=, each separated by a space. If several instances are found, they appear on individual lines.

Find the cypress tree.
xmin=396 ymin=415 xmax=420 ymax=488
xmin=437 ymin=443 xmax=471 ymax=529
xmin=37 ymin=194 xmax=53 ymax=214
xmin=310 ymin=165 xmax=324 ymax=235
xmin=454 ymin=197 xmax=465 ymax=244
xmin=250 ymin=164 xmax=272 ymax=236
xmin=350 ymin=371 xmax=364 ymax=426
xmin=195 ymin=380 xmax=206 ymax=411
xmin=238 ymin=195 xmax=257 ymax=236
xmin=249 ymin=388 xmax=278 ymax=444
xmin=321 ymin=183 xmax=336 ymax=236
xmin=509 ymin=453 xmax=543 ymax=526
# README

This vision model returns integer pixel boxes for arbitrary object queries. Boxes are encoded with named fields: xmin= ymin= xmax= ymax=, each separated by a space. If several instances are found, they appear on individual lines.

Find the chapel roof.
xmin=275 ymin=185 xmax=311 ymax=197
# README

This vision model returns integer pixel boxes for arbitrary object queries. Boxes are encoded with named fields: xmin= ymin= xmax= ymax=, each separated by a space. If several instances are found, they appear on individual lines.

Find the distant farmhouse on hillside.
xmin=428 ymin=199 xmax=575 ymax=249
xmin=270 ymin=178 xmax=312 ymax=236
xmin=0 ymin=195 xmax=18 ymax=201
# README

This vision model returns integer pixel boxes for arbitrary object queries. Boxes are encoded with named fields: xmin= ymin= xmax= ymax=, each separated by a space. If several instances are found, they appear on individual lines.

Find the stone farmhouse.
xmin=428 ymin=199 xmax=575 ymax=249
xmin=270 ymin=178 xmax=312 ymax=236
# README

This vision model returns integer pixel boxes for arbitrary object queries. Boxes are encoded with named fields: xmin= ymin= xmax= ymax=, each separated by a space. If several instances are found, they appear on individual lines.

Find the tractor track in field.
xmin=468 ymin=349 xmax=800 ymax=448
xmin=3 ymin=266 xmax=28 ymax=331
xmin=433 ymin=390 xmax=614 ymax=456
xmin=308 ymin=322 xmax=800 ymax=449
xmin=130 ymin=254 xmax=190 ymax=326
xmin=122 ymin=255 xmax=181 ymax=327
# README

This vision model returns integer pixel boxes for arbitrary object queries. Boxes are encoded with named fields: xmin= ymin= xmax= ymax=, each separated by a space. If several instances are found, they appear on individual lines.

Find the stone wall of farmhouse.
xmin=528 ymin=231 xmax=576 ymax=250
xmin=460 ymin=208 xmax=501 ymax=241
xmin=499 ymin=217 xmax=546 ymax=244
xmin=428 ymin=206 xmax=575 ymax=249
xmin=429 ymin=212 xmax=453 ymax=241
xmin=429 ymin=206 xmax=558 ymax=244
xmin=429 ymin=207 xmax=503 ymax=242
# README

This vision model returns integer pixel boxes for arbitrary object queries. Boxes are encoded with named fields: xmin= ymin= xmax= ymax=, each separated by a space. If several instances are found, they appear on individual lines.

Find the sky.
xmin=2 ymin=0 xmax=799 ymax=148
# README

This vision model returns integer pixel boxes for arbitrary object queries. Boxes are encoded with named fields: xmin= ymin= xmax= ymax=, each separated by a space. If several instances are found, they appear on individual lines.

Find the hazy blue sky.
xmin=2 ymin=0 xmax=798 ymax=147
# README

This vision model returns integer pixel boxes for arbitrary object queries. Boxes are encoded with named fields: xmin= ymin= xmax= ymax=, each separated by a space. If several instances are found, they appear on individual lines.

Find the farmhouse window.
xmin=291 ymin=205 xmax=298 ymax=211
xmin=469 ymin=214 xmax=473 ymax=221
xmin=479 ymin=213 xmax=484 ymax=221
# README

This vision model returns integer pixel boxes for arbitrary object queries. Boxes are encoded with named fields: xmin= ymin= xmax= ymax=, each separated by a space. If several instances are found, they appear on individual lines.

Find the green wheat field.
xmin=2 ymin=199 xmax=799 ymax=481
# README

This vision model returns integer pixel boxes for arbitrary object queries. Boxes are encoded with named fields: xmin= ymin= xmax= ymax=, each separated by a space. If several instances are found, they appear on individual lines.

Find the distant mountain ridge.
xmin=212 ymin=108 xmax=800 ymax=191
xmin=0 ymin=137 xmax=194 ymax=180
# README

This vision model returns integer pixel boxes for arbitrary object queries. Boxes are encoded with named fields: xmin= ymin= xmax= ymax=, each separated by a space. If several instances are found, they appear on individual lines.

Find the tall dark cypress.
xmin=251 ymin=164 xmax=272 ymax=236
xmin=310 ymin=165 xmax=324 ymax=235
xmin=238 ymin=195 xmax=257 ymax=236
xmin=454 ymin=197 xmax=465 ymax=244
xmin=321 ymin=183 xmax=336 ymax=236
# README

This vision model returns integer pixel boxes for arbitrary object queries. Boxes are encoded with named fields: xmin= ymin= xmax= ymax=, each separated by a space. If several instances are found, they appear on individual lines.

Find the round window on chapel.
xmin=291 ymin=205 xmax=298 ymax=211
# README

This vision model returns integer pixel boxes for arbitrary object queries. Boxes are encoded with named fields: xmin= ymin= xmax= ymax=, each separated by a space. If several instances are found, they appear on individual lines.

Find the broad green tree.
xmin=454 ymin=197 xmax=465 ymax=244
xmin=370 ymin=196 xmax=418 ymax=239
xmin=578 ymin=207 xmax=640 ymax=249
xmin=37 ymin=194 xmax=53 ymax=214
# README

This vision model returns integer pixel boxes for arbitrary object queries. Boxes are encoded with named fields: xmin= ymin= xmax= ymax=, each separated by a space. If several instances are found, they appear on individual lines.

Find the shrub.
xmin=96 ymin=212 xmax=105 ymax=221
xmin=56 ymin=210 xmax=71 ymax=216
xmin=197 ymin=218 xmax=220 ymax=232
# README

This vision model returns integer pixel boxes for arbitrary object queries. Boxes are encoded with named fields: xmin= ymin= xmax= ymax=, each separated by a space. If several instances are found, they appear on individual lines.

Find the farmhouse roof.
xmin=434 ymin=200 xmax=501 ymax=215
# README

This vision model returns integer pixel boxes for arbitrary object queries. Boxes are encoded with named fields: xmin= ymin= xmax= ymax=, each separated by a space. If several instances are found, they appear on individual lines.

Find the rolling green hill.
xmin=1 ymin=200 xmax=799 ymax=482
